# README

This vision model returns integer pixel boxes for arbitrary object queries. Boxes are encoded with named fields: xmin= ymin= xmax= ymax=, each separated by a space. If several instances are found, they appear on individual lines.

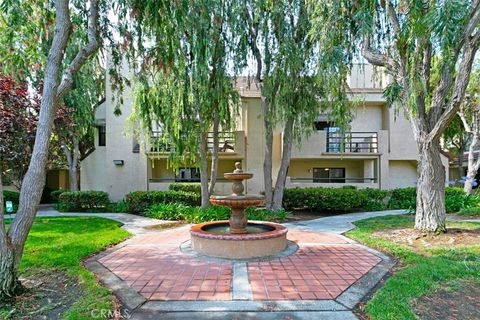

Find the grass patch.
xmin=346 ymin=215 xmax=480 ymax=320
xmin=1 ymin=217 xmax=130 ymax=319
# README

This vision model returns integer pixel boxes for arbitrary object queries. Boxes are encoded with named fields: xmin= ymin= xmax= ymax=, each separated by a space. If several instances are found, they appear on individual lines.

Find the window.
xmin=175 ymin=168 xmax=201 ymax=182
xmin=313 ymin=168 xmax=345 ymax=183
xmin=98 ymin=126 xmax=106 ymax=146
xmin=314 ymin=121 xmax=335 ymax=131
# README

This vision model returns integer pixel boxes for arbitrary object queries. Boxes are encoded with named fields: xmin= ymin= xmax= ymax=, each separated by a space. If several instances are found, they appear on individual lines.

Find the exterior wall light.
xmin=113 ymin=160 xmax=124 ymax=166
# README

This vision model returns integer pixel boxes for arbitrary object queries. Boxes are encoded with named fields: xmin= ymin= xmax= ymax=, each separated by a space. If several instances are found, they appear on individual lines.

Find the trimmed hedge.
xmin=125 ymin=190 xmax=201 ymax=214
xmin=57 ymin=191 xmax=109 ymax=212
xmin=283 ymin=186 xmax=478 ymax=214
xmin=283 ymin=187 xmax=373 ymax=212
xmin=50 ymin=189 xmax=67 ymax=203
xmin=169 ymin=183 xmax=201 ymax=195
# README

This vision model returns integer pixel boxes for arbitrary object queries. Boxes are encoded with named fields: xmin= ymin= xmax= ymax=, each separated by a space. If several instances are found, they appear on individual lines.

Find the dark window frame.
xmin=98 ymin=125 xmax=106 ymax=147
xmin=175 ymin=167 xmax=201 ymax=182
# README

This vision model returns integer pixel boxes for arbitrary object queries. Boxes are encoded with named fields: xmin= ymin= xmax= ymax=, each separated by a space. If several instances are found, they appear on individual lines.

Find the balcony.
xmin=148 ymin=130 xmax=245 ymax=157
xmin=326 ymin=132 xmax=378 ymax=153
xmin=290 ymin=131 xmax=386 ymax=159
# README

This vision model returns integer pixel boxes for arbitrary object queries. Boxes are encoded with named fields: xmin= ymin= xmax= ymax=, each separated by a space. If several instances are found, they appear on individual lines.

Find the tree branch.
xmin=56 ymin=0 xmax=100 ymax=100
xmin=458 ymin=111 xmax=473 ymax=133
xmin=361 ymin=37 xmax=395 ymax=70
xmin=429 ymin=44 xmax=479 ymax=142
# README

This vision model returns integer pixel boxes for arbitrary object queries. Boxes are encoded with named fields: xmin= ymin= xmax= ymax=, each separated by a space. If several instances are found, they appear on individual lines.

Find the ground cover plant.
xmin=346 ymin=215 xmax=480 ymax=320
xmin=0 ymin=217 xmax=130 ymax=319
xmin=145 ymin=203 xmax=290 ymax=223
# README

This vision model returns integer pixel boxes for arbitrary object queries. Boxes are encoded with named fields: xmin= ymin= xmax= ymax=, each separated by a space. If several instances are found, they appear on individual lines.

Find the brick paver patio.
xmin=97 ymin=225 xmax=381 ymax=302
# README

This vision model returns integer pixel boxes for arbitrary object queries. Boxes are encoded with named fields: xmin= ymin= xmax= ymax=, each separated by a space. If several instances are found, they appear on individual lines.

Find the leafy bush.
xmin=458 ymin=206 xmax=480 ymax=216
xmin=186 ymin=206 xmax=230 ymax=223
xmin=50 ymin=189 xmax=66 ymax=203
xmin=56 ymin=191 xmax=109 ymax=212
xmin=106 ymin=201 xmax=128 ymax=213
xmin=169 ymin=183 xmax=201 ymax=195
xmin=283 ymin=187 xmax=369 ymax=212
xmin=145 ymin=204 xmax=291 ymax=223
xmin=361 ymin=188 xmax=390 ymax=211
xmin=342 ymin=185 xmax=357 ymax=190
xmin=386 ymin=187 xmax=476 ymax=213
xmin=387 ymin=187 xmax=416 ymax=210
xmin=246 ymin=207 xmax=291 ymax=221
xmin=125 ymin=190 xmax=201 ymax=214
xmin=2 ymin=190 xmax=20 ymax=213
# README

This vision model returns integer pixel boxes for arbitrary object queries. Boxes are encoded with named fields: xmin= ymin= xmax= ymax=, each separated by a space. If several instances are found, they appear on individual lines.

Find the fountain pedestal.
xmin=190 ymin=162 xmax=289 ymax=259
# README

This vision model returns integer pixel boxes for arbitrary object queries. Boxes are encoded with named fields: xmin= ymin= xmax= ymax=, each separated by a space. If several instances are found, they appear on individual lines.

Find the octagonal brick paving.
xmin=97 ymin=225 xmax=382 ymax=302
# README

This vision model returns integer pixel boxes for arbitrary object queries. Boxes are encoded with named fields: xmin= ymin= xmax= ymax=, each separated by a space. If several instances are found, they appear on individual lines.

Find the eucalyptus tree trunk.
xmin=464 ymin=133 xmax=480 ymax=194
xmin=415 ymin=143 xmax=446 ymax=232
xmin=199 ymin=132 xmax=210 ymax=208
xmin=0 ymin=0 xmax=100 ymax=299
xmin=272 ymin=118 xmax=294 ymax=211
xmin=262 ymin=97 xmax=274 ymax=209
xmin=208 ymin=109 xmax=220 ymax=195
xmin=62 ymin=138 xmax=80 ymax=191
xmin=0 ymin=173 xmax=21 ymax=299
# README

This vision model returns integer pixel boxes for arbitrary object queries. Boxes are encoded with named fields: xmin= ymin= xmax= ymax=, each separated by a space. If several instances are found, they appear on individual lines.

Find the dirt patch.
xmin=0 ymin=270 xmax=81 ymax=320
xmin=412 ymin=280 xmax=480 ymax=320
xmin=373 ymin=227 xmax=480 ymax=252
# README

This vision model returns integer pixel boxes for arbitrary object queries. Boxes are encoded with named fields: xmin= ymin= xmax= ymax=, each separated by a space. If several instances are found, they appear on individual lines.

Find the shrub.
xmin=458 ymin=206 xmax=480 ymax=216
xmin=246 ymin=207 xmax=291 ymax=221
xmin=57 ymin=191 xmax=109 ymax=212
xmin=358 ymin=188 xmax=389 ymax=211
xmin=106 ymin=201 xmax=128 ymax=213
xmin=387 ymin=187 xmax=416 ymax=210
xmin=125 ymin=190 xmax=201 ymax=214
xmin=50 ymin=189 xmax=66 ymax=203
xmin=145 ymin=203 xmax=195 ymax=220
xmin=283 ymin=187 xmax=369 ymax=212
xmin=342 ymin=185 xmax=357 ymax=190
xmin=169 ymin=183 xmax=201 ymax=195
xmin=185 ymin=206 xmax=230 ymax=223
xmin=386 ymin=187 xmax=477 ymax=213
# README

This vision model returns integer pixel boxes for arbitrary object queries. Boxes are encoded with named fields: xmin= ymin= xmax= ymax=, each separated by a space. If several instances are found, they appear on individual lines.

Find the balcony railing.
xmin=150 ymin=131 xmax=237 ymax=153
xmin=290 ymin=177 xmax=378 ymax=183
xmin=326 ymin=131 xmax=378 ymax=153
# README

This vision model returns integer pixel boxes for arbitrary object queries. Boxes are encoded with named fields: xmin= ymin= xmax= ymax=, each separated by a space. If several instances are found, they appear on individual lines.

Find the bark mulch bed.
xmin=373 ymin=227 xmax=480 ymax=252
xmin=411 ymin=280 xmax=480 ymax=320
xmin=0 ymin=270 xmax=81 ymax=320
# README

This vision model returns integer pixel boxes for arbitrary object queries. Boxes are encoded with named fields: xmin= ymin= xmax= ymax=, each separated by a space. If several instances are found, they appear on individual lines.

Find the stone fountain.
xmin=190 ymin=162 xmax=288 ymax=259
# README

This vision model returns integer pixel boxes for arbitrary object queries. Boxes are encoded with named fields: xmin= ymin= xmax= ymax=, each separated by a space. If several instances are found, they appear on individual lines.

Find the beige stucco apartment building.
xmin=81 ymin=64 xmax=450 ymax=201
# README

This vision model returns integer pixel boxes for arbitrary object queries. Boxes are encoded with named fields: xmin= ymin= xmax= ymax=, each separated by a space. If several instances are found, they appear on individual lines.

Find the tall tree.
xmin=54 ymin=59 xmax=105 ymax=191
xmin=458 ymin=69 xmax=480 ymax=194
xmin=0 ymin=0 xmax=101 ymax=298
xmin=240 ymin=0 xmax=354 ymax=210
xmin=118 ymin=0 xmax=243 ymax=207
xmin=348 ymin=0 xmax=480 ymax=232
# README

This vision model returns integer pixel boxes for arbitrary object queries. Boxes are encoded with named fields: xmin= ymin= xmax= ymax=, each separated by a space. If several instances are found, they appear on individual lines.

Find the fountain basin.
xmin=191 ymin=221 xmax=288 ymax=259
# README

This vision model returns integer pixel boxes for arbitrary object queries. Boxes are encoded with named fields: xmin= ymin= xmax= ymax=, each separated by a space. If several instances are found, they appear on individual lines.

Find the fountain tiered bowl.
xmin=190 ymin=162 xmax=288 ymax=259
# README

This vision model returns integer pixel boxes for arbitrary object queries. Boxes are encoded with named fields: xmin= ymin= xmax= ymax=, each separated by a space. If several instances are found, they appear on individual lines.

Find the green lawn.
xmin=346 ymin=215 xmax=480 ymax=320
xmin=1 ymin=217 xmax=130 ymax=319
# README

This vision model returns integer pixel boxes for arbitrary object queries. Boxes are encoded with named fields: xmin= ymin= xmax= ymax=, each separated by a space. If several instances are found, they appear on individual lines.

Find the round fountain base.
xmin=190 ymin=221 xmax=288 ymax=259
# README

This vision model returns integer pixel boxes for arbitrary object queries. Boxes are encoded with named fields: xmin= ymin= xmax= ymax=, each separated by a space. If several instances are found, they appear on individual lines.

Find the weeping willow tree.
xmin=118 ymin=0 xmax=244 ymax=207
xmin=336 ymin=0 xmax=480 ymax=232
xmin=237 ymin=0 xmax=355 ymax=210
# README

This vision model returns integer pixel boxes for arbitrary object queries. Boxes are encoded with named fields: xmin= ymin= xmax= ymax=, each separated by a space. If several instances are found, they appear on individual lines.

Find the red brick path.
xmin=98 ymin=226 xmax=381 ymax=301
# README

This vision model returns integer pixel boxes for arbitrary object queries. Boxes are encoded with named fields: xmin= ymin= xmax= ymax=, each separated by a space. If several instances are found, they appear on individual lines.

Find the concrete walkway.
xmin=20 ymin=207 xmax=401 ymax=320
xmin=285 ymin=209 xmax=408 ymax=233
